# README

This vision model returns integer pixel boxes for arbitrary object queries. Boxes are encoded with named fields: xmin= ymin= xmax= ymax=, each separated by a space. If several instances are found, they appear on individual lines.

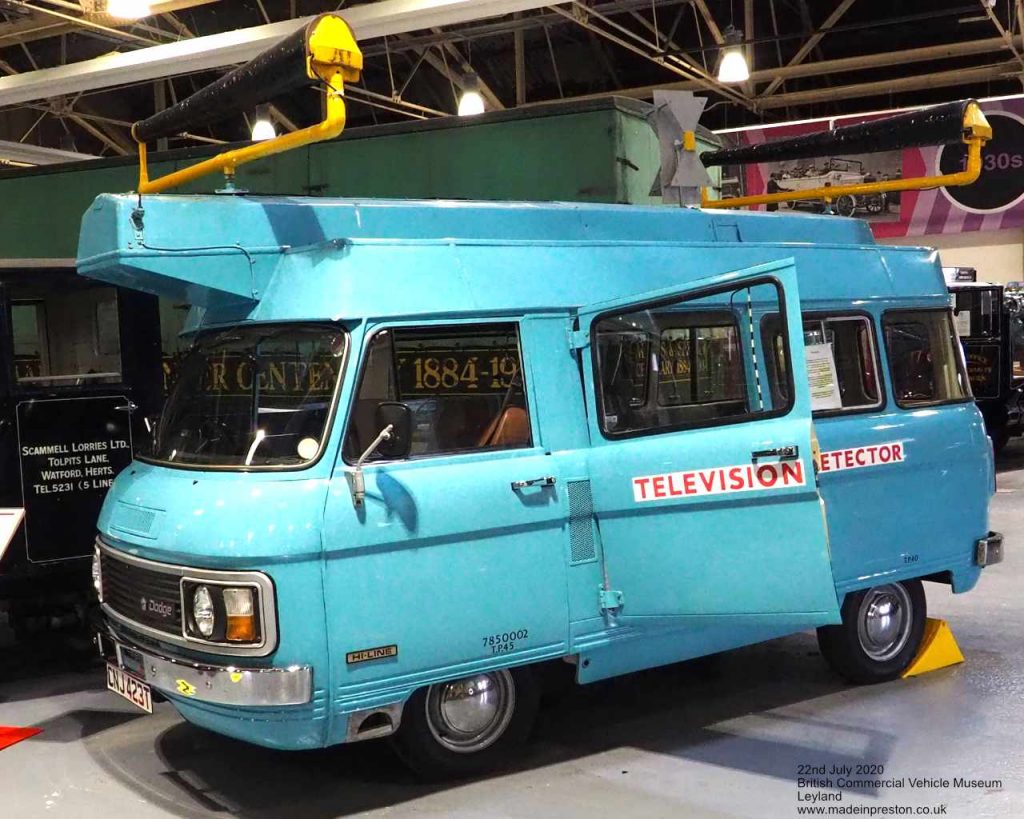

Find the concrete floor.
xmin=3 ymin=453 xmax=1024 ymax=819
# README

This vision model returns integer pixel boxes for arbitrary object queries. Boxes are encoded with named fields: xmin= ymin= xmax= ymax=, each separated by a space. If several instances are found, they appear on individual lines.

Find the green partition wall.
xmin=0 ymin=97 xmax=719 ymax=262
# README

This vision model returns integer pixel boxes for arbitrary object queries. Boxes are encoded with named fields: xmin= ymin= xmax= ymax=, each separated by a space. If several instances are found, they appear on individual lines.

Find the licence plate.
xmin=106 ymin=663 xmax=153 ymax=714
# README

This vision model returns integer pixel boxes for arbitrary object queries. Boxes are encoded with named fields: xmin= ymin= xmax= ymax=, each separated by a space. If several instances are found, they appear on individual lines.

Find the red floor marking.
xmin=0 ymin=727 xmax=42 ymax=751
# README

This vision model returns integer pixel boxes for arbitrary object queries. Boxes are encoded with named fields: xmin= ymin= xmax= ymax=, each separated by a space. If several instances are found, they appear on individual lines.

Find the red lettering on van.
xmin=818 ymin=442 xmax=906 ymax=474
xmin=756 ymin=465 xmax=779 ymax=488
xmin=781 ymin=461 xmax=804 ymax=484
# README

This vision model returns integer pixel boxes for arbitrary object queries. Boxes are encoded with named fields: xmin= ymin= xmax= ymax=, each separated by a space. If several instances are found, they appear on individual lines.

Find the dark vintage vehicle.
xmin=0 ymin=265 xmax=163 ymax=639
xmin=947 ymin=267 xmax=1024 ymax=453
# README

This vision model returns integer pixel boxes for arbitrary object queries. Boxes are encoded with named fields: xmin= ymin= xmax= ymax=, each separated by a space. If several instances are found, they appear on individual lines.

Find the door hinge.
xmin=599 ymin=588 xmax=624 ymax=612
xmin=569 ymin=328 xmax=590 ymax=350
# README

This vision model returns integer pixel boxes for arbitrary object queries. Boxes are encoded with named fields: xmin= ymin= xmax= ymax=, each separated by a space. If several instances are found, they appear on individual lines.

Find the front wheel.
xmin=817 ymin=580 xmax=926 ymax=684
xmin=835 ymin=194 xmax=857 ymax=217
xmin=391 ymin=666 xmax=539 ymax=779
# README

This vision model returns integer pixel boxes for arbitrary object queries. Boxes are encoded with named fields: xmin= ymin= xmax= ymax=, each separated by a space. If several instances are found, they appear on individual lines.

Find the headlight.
xmin=182 ymin=581 xmax=262 ymax=645
xmin=192 ymin=585 xmax=215 ymax=638
xmin=92 ymin=549 xmax=103 ymax=600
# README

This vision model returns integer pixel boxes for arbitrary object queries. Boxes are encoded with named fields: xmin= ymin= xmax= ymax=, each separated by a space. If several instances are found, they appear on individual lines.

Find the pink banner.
xmin=726 ymin=98 xmax=1024 ymax=238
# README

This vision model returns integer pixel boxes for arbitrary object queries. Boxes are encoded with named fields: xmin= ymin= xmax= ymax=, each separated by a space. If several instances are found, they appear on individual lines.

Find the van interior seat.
xmin=478 ymin=406 xmax=530 ymax=448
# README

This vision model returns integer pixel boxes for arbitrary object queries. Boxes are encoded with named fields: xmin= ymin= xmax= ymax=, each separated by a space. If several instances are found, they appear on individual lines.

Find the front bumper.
xmin=976 ymin=531 xmax=1004 ymax=567
xmin=98 ymin=625 xmax=312 ymax=707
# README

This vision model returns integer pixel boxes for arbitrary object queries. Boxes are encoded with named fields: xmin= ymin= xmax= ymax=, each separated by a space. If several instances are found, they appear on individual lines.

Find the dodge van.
xmin=85 ymin=13 xmax=1000 ymax=778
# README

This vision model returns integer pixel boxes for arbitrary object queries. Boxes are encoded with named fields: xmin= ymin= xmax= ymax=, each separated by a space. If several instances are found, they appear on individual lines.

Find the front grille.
xmin=101 ymin=550 xmax=183 ymax=637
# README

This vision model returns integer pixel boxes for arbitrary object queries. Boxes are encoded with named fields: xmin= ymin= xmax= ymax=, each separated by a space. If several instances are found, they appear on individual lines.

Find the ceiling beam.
xmin=759 ymin=0 xmax=858 ymax=98
xmin=0 ymin=137 xmax=97 ymax=164
xmin=978 ymin=0 xmax=1024 ymax=71
xmin=753 ymin=36 xmax=1020 ymax=85
xmin=544 ymin=37 xmax=1024 ymax=104
xmin=547 ymin=3 xmax=756 ymax=111
xmin=423 ymin=29 xmax=506 ymax=110
xmin=758 ymin=61 xmax=1021 ymax=109
xmin=1 ymin=1 xmax=164 ymax=47
xmin=691 ymin=0 xmax=724 ymax=46
xmin=0 ymin=0 xmax=566 ymax=108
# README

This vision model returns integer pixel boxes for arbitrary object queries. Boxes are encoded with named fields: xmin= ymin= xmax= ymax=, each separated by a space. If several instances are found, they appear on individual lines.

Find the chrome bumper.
xmin=98 ymin=628 xmax=312 ymax=707
xmin=976 ymin=531 xmax=1004 ymax=567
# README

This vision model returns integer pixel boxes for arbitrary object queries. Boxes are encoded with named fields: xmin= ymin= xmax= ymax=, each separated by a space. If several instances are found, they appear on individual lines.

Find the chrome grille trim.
xmin=96 ymin=537 xmax=278 ymax=658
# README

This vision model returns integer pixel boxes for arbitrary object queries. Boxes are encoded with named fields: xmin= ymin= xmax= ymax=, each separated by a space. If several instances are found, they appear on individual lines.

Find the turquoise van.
xmin=83 ymin=192 xmax=1001 ymax=777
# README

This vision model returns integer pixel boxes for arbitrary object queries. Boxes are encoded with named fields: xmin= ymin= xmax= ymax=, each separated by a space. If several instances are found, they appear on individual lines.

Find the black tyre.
xmin=391 ymin=666 xmax=539 ymax=780
xmin=991 ymin=429 xmax=1010 ymax=455
xmin=817 ymin=580 xmax=926 ymax=684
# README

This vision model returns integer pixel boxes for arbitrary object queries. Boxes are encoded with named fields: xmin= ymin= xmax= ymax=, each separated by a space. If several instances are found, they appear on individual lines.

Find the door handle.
xmin=751 ymin=445 xmax=799 ymax=462
xmin=511 ymin=476 xmax=557 ymax=490
xmin=115 ymin=401 xmax=138 ymax=413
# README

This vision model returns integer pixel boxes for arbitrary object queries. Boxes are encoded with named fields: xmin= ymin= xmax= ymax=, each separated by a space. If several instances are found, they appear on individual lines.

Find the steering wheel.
xmin=194 ymin=418 xmax=241 ymax=453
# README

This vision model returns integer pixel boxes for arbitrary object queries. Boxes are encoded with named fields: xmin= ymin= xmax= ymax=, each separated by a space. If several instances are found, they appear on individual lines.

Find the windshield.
xmin=148 ymin=324 xmax=346 ymax=468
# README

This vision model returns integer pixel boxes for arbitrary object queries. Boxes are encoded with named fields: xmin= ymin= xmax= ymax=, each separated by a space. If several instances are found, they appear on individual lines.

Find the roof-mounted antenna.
xmin=650 ymin=90 xmax=712 ymax=207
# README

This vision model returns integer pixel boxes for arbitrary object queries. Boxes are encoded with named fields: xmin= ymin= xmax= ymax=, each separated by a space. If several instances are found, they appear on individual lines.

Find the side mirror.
xmin=348 ymin=402 xmax=413 ymax=508
xmin=374 ymin=402 xmax=412 ymax=460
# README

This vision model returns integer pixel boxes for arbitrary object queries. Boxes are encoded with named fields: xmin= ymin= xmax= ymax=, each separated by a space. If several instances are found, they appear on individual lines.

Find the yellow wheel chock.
xmin=901 ymin=618 xmax=965 ymax=678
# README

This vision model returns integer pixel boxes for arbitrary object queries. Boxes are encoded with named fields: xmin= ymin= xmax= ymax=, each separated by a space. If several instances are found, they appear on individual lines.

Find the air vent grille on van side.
xmin=567 ymin=480 xmax=597 ymax=564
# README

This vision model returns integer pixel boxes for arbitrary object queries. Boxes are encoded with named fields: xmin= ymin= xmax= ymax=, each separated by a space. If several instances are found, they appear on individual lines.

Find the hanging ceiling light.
xmin=251 ymin=105 xmax=276 ymax=142
xmin=457 ymin=72 xmax=486 ymax=117
xmin=717 ymin=26 xmax=750 ymax=84
xmin=104 ymin=0 xmax=152 ymax=19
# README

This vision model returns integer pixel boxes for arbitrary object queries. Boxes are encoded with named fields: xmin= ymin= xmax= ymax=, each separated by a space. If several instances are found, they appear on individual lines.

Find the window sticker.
xmin=819 ymin=442 xmax=905 ymax=473
xmin=806 ymin=343 xmax=843 ymax=411
xmin=632 ymin=460 xmax=805 ymax=503
xmin=954 ymin=309 xmax=972 ymax=338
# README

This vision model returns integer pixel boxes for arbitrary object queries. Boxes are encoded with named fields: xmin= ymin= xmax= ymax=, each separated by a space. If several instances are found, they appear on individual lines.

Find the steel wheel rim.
xmin=425 ymin=670 xmax=516 ymax=754
xmin=857 ymin=584 xmax=913 ymax=662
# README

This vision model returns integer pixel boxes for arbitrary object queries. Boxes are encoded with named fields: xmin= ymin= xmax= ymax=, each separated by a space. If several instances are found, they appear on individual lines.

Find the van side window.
xmin=345 ymin=323 xmax=532 ymax=460
xmin=594 ymin=280 xmax=790 ymax=436
xmin=883 ymin=310 xmax=970 ymax=407
xmin=763 ymin=314 xmax=882 ymax=413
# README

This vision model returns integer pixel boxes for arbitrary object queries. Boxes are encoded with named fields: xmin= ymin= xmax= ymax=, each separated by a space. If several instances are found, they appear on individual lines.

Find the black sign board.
xmin=16 ymin=396 xmax=133 ymax=563
xmin=965 ymin=344 xmax=1001 ymax=399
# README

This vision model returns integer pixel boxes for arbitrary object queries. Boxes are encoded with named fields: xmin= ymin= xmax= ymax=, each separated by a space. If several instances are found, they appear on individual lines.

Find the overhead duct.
xmin=0 ymin=0 xmax=562 ymax=108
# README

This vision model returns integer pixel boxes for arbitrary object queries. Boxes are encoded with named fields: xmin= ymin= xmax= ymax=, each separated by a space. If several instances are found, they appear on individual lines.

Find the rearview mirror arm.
xmin=349 ymin=424 xmax=394 ymax=508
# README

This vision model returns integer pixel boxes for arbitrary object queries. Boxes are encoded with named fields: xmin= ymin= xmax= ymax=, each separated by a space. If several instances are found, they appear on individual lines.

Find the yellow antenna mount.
xmin=133 ymin=13 xmax=362 ymax=195
xmin=699 ymin=100 xmax=992 ymax=211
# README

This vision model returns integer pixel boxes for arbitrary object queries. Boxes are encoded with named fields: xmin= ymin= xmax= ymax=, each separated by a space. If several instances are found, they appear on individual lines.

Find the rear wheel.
xmin=817 ymin=580 xmax=926 ymax=684
xmin=391 ymin=666 xmax=539 ymax=779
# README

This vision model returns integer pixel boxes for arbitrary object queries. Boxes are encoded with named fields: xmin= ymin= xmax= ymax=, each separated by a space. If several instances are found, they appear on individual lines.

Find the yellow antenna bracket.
xmin=134 ymin=13 xmax=362 ymax=195
xmin=962 ymin=101 xmax=992 ymax=143
xmin=307 ymin=13 xmax=363 ymax=84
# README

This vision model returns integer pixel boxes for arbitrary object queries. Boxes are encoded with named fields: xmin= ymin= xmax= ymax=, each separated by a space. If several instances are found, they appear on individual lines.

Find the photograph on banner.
xmin=715 ymin=97 xmax=1024 ymax=238
xmin=718 ymin=140 xmax=903 ymax=222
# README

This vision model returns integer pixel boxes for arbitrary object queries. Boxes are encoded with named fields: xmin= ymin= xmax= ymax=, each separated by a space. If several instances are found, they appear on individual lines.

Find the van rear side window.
xmin=345 ymin=323 xmax=532 ymax=460
xmin=763 ymin=314 xmax=882 ymax=413
xmin=594 ymin=280 xmax=791 ymax=437
xmin=883 ymin=310 xmax=970 ymax=407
